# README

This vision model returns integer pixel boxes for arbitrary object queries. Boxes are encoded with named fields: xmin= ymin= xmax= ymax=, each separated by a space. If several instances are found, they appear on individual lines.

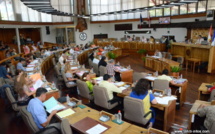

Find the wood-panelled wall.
xmin=19 ymin=28 xmax=41 ymax=43
xmin=0 ymin=29 xmax=16 ymax=44
xmin=0 ymin=28 xmax=41 ymax=44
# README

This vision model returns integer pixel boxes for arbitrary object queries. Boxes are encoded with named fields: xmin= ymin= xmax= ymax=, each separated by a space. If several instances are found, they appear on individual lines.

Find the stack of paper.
xmin=95 ymin=77 xmax=103 ymax=81
xmin=33 ymin=79 xmax=44 ymax=90
xmin=30 ymin=73 xmax=42 ymax=81
xmin=93 ymin=59 xmax=99 ymax=64
xmin=71 ymin=67 xmax=78 ymax=70
xmin=56 ymin=108 xmax=75 ymax=118
xmin=114 ymin=82 xmax=125 ymax=86
xmin=86 ymin=124 xmax=107 ymax=134
xmin=174 ymin=79 xmax=187 ymax=84
xmin=155 ymin=96 xmax=177 ymax=105
xmin=31 ymin=60 xmax=38 ymax=64
xmin=43 ymin=97 xmax=66 ymax=113
xmin=119 ymin=68 xmax=128 ymax=72
xmin=26 ymin=67 xmax=34 ymax=72
xmin=27 ymin=64 xmax=35 ymax=67
xmin=119 ymin=87 xmax=126 ymax=90
xmin=76 ymin=71 xmax=85 ymax=77
xmin=145 ymin=76 xmax=157 ymax=81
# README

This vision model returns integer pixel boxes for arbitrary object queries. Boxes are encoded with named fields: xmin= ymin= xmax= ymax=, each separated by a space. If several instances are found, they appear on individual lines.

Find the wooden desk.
xmin=120 ymin=70 xmax=133 ymax=83
xmin=121 ymin=125 xmax=148 ymax=134
xmin=144 ymin=76 xmax=188 ymax=107
xmin=171 ymin=43 xmax=215 ymax=73
xmin=117 ymin=89 xmax=176 ymax=132
xmin=64 ymin=105 xmax=131 ymax=134
xmin=145 ymin=57 xmax=180 ymax=73
xmin=198 ymin=83 xmax=211 ymax=101
xmin=46 ymin=90 xmax=60 ymax=101
xmin=188 ymin=100 xmax=211 ymax=130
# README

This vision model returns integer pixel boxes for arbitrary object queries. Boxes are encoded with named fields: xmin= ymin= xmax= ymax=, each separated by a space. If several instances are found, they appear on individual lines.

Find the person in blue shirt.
xmin=27 ymin=88 xmax=61 ymax=132
xmin=16 ymin=58 xmax=26 ymax=71
xmin=0 ymin=62 xmax=14 ymax=85
xmin=129 ymin=78 xmax=157 ymax=128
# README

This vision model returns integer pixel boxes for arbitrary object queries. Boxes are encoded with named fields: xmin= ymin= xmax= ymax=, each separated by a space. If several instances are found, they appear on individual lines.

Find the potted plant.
xmin=108 ymin=52 xmax=117 ymax=59
xmin=170 ymin=66 xmax=182 ymax=77
xmin=137 ymin=49 xmax=147 ymax=59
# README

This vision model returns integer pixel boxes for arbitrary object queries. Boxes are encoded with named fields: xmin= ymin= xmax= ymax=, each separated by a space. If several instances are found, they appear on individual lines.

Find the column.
xmin=65 ymin=27 xmax=69 ymax=45
xmin=15 ymin=28 xmax=21 ymax=53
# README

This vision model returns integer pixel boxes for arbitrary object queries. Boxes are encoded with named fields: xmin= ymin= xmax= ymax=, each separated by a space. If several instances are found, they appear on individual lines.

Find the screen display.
xmin=159 ymin=17 xmax=171 ymax=24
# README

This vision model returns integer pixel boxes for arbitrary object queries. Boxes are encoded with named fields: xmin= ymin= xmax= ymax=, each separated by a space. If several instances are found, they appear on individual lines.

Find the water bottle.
xmin=66 ymin=94 xmax=70 ymax=104
xmin=180 ymin=74 xmax=183 ymax=79
xmin=52 ymin=81 xmax=56 ymax=89
xmin=168 ymin=87 xmax=172 ymax=96
xmin=117 ymin=110 xmax=122 ymax=123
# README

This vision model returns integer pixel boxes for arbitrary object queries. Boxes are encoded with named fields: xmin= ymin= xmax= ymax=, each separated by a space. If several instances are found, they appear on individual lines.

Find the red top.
xmin=209 ymin=86 xmax=215 ymax=92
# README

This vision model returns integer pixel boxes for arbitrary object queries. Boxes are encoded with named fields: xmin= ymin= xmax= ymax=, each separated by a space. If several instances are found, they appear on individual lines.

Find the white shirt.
xmin=69 ymin=49 xmax=74 ymax=54
xmin=155 ymin=52 xmax=162 ymax=58
xmin=141 ymin=38 xmax=147 ymax=43
xmin=59 ymin=56 xmax=64 ymax=65
xmin=196 ymin=38 xmax=204 ymax=44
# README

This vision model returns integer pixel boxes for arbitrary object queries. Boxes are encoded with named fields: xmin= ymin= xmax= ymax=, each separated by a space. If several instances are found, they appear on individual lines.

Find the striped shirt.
xmin=106 ymin=64 xmax=118 ymax=76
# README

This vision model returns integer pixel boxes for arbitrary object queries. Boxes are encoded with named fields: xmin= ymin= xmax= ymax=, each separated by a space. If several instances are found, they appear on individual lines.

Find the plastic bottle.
xmin=66 ymin=94 xmax=70 ymax=104
xmin=117 ymin=110 xmax=122 ymax=123
xmin=168 ymin=87 xmax=172 ymax=96
xmin=52 ymin=81 xmax=56 ymax=89
xmin=180 ymin=74 xmax=183 ymax=79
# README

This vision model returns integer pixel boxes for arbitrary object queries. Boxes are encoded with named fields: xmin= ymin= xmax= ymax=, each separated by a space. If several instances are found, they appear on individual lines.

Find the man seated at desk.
xmin=157 ymin=69 xmax=176 ymax=85
xmin=195 ymin=35 xmax=204 ymax=45
xmin=106 ymin=59 xmax=121 ymax=81
xmin=27 ymin=88 xmax=61 ymax=132
xmin=154 ymin=50 xmax=162 ymax=58
xmin=17 ymin=58 xmax=26 ymax=72
xmin=99 ymin=74 xmax=123 ymax=105
xmin=197 ymin=104 xmax=215 ymax=131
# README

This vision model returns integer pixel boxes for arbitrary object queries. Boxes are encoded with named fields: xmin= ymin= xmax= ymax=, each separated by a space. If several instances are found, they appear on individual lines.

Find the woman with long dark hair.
xmin=129 ymin=78 xmax=157 ymax=128
xmin=98 ymin=56 xmax=107 ymax=68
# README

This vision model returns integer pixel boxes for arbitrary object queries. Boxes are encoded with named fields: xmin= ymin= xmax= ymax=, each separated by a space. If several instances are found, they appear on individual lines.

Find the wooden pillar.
xmin=16 ymin=28 xmax=21 ymax=53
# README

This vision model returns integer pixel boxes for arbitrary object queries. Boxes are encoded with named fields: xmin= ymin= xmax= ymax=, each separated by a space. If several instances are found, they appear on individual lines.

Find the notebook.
xmin=43 ymin=97 xmax=66 ymax=113
xmin=56 ymin=108 xmax=75 ymax=118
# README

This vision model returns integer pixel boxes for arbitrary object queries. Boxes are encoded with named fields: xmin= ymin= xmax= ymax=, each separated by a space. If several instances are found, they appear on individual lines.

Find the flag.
xmin=211 ymin=30 xmax=215 ymax=46
xmin=208 ymin=24 xmax=213 ymax=43
xmin=147 ymin=11 xmax=151 ymax=28
xmin=140 ymin=13 xmax=143 ymax=24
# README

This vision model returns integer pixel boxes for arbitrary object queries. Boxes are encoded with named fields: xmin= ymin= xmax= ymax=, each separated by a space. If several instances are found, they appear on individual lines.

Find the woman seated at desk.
xmin=82 ymin=72 xmax=95 ymax=93
xmin=129 ymin=78 xmax=157 ymax=128
xmin=15 ymin=72 xmax=36 ymax=105
xmin=98 ymin=56 xmax=107 ymax=68
xmin=65 ymin=66 xmax=78 ymax=85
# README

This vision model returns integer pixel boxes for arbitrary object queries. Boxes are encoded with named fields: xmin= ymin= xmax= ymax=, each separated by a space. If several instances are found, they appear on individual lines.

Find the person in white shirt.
xmin=99 ymin=74 xmax=125 ymax=105
xmin=195 ymin=35 xmax=204 ymax=44
xmin=59 ymin=54 xmax=66 ymax=65
xmin=141 ymin=36 xmax=147 ymax=43
xmin=157 ymin=69 xmax=176 ymax=85
xmin=154 ymin=50 xmax=162 ymax=58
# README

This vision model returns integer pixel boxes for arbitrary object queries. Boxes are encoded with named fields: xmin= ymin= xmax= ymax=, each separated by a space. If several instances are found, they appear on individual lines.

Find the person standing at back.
xmin=106 ymin=59 xmax=121 ymax=81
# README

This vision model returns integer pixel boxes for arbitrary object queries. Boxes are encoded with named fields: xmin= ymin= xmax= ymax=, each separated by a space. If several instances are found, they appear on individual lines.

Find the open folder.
xmin=43 ymin=97 xmax=66 ymax=113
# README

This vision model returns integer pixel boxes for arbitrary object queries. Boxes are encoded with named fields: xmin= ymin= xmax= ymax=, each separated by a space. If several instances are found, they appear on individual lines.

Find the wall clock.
xmin=79 ymin=32 xmax=87 ymax=41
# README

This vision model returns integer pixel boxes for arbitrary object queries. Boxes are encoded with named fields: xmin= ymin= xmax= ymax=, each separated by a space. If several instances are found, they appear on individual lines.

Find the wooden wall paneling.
xmin=0 ymin=29 xmax=16 ymax=44
xmin=191 ymin=48 xmax=209 ymax=62
xmin=130 ymin=42 xmax=137 ymax=49
xmin=19 ymin=28 xmax=41 ymax=43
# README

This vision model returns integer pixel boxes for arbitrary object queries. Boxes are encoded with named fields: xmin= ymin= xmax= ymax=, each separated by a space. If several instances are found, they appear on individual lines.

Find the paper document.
xmin=71 ymin=67 xmax=78 ymax=70
xmin=86 ymin=124 xmax=107 ymax=134
xmin=174 ymin=79 xmax=187 ymax=84
xmin=26 ymin=67 xmax=34 ymax=72
xmin=94 ymin=77 xmax=103 ymax=81
xmin=27 ymin=64 xmax=35 ymax=67
xmin=30 ymin=73 xmax=42 ymax=81
xmin=155 ymin=96 xmax=177 ymax=105
xmin=114 ymin=82 xmax=125 ymax=86
xmin=145 ymin=76 xmax=157 ymax=81
xmin=119 ymin=87 xmax=126 ymax=90
xmin=33 ymin=79 xmax=44 ymax=90
xmin=76 ymin=71 xmax=85 ymax=77
xmin=31 ymin=60 xmax=39 ymax=64
xmin=93 ymin=59 xmax=99 ymax=64
xmin=43 ymin=97 xmax=66 ymax=113
xmin=56 ymin=108 xmax=75 ymax=118
xmin=119 ymin=68 xmax=128 ymax=72
xmin=151 ymin=56 xmax=160 ymax=59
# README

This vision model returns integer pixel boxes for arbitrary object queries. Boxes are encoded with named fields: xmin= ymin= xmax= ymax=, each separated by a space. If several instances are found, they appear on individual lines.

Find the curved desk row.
xmin=96 ymin=41 xmax=166 ymax=52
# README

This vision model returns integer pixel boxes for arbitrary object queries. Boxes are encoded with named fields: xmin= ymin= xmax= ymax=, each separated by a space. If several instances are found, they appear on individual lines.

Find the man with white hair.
xmin=106 ymin=59 xmax=121 ymax=81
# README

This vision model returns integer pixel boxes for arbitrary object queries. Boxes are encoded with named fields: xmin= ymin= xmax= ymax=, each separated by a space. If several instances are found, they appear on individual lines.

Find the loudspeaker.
xmin=46 ymin=26 xmax=50 ymax=35
xmin=153 ymin=28 xmax=156 ymax=31
xmin=195 ymin=19 xmax=199 ymax=22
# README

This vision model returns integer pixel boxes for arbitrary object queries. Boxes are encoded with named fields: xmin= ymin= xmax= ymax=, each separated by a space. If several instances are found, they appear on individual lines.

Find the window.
xmin=198 ymin=1 xmax=206 ymax=13
xmin=156 ymin=9 xmax=163 ymax=17
xmin=149 ymin=10 xmax=155 ymax=17
xmin=171 ymin=6 xmax=179 ymax=16
xmin=164 ymin=8 xmax=170 ymax=16
xmin=188 ymin=3 xmax=196 ymax=14
xmin=180 ymin=4 xmax=187 ymax=15
xmin=0 ymin=0 xmax=8 ymax=20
